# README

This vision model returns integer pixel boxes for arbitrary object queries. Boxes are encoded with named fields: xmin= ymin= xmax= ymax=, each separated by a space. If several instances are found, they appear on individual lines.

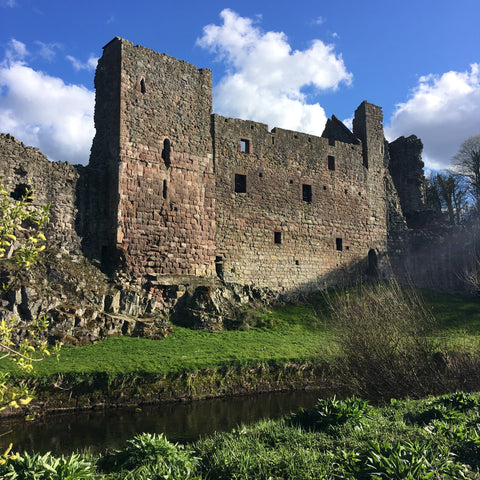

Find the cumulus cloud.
xmin=386 ymin=64 xmax=480 ymax=170
xmin=0 ymin=39 xmax=95 ymax=165
xmin=197 ymin=9 xmax=352 ymax=135
xmin=66 ymin=54 xmax=98 ymax=72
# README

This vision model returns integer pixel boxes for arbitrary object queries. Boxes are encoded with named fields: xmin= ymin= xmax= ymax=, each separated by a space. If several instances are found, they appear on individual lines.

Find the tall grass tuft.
xmin=328 ymin=279 xmax=445 ymax=400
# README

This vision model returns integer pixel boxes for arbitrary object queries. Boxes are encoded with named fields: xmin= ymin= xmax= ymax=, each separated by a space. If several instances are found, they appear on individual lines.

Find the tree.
xmin=425 ymin=172 xmax=468 ymax=225
xmin=453 ymin=134 xmax=480 ymax=212
xmin=0 ymin=180 xmax=59 ymax=412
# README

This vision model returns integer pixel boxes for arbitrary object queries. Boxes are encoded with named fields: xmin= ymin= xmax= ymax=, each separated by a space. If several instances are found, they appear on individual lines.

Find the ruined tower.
xmin=353 ymin=101 xmax=389 ymax=255
xmin=86 ymin=38 xmax=395 ymax=294
xmin=88 ymin=37 xmax=216 ymax=282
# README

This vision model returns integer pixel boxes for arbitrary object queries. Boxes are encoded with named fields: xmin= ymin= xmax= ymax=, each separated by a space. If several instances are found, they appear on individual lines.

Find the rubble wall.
xmin=0 ymin=133 xmax=84 ymax=256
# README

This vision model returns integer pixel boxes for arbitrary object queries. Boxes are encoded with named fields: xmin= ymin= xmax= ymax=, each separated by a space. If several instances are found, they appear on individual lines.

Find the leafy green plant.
xmin=290 ymin=396 xmax=372 ymax=432
xmin=0 ymin=180 xmax=60 ymax=414
xmin=337 ymin=439 xmax=471 ymax=479
xmin=0 ymin=449 xmax=95 ymax=479
xmin=97 ymin=433 xmax=199 ymax=479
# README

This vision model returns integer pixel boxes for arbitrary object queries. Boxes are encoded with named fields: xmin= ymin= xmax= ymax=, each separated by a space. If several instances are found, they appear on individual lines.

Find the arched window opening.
xmin=162 ymin=139 xmax=171 ymax=168
xmin=367 ymin=249 xmax=379 ymax=277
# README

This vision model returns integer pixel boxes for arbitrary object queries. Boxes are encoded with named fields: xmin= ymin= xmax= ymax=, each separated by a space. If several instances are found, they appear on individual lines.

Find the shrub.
xmin=328 ymin=280 xmax=444 ymax=400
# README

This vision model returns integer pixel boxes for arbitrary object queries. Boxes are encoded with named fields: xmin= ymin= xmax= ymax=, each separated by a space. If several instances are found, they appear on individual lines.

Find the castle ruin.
xmin=2 ymin=37 xmax=449 ymax=317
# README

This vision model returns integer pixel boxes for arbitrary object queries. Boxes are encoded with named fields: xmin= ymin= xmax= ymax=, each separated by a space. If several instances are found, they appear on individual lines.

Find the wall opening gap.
xmin=274 ymin=231 xmax=282 ymax=244
xmin=234 ymin=173 xmax=247 ymax=193
xmin=302 ymin=184 xmax=312 ymax=203
xmin=328 ymin=155 xmax=335 ymax=171
xmin=240 ymin=139 xmax=250 ymax=153
xmin=162 ymin=179 xmax=167 ymax=199
xmin=336 ymin=237 xmax=343 ymax=251
xmin=162 ymin=139 xmax=171 ymax=168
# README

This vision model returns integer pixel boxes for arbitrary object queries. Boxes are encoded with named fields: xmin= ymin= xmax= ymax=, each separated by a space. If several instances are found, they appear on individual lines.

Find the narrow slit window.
xmin=234 ymin=173 xmax=247 ymax=193
xmin=328 ymin=155 xmax=335 ymax=171
xmin=140 ymin=78 xmax=146 ymax=94
xmin=302 ymin=184 xmax=312 ymax=203
xmin=336 ymin=237 xmax=343 ymax=251
xmin=240 ymin=139 xmax=250 ymax=153
xmin=274 ymin=231 xmax=282 ymax=244
xmin=162 ymin=139 xmax=171 ymax=168
xmin=162 ymin=179 xmax=167 ymax=199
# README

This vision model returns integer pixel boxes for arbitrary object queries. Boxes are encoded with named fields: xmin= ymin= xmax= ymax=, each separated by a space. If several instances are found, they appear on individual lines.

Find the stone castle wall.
xmin=213 ymin=113 xmax=380 ymax=291
xmin=89 ymin=38 xmax=217 ymax=281
xmin=0 ymin=133 xmax=84 ymax=256
xmin=0 ymin=37 xmax=439 ymax=301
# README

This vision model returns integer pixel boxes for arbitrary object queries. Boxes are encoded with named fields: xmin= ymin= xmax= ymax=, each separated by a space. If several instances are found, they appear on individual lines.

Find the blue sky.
xmin=0 ymin=0 xmax=479 ymax=170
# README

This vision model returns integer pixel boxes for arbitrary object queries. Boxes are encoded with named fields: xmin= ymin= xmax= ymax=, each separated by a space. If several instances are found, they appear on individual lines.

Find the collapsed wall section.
xmin=0 ymin=133 xmax=84 ymax=255
xmin=213 ymin=114 xmax=382 ymax=292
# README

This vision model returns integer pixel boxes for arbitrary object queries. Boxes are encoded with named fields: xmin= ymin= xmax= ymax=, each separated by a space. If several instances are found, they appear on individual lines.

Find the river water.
xmin=0 ymin=390 xmax=322 ymax=455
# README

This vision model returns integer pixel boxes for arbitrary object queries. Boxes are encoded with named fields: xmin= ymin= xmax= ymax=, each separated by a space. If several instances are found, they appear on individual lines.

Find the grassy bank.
xmin=3 ymin=392 xmax=480 ymax=478
xmin=3 ymin=285 xmax=480 ymax=409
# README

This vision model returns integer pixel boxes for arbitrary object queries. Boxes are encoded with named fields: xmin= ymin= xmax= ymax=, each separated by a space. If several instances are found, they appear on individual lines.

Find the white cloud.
xmin=386 ymin=63 xmax=480 ymax=170
xmin=1 ymin=0 xmax=17 ymax=7
xmin=0 ymin=39 xmax=95 ymax=165
xmin=35 ymin=41 xmax=61 ymax=62
xmin=66 ymin=54 xmax=98 ymax=72
xmin=197 ymin=9 xmax=352 ymax=136
xmin=313 ymin=16 xmax=325 ymax=25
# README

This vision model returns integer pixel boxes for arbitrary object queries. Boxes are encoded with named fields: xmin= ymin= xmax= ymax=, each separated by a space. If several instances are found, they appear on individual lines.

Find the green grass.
xmin=2 ymin=303 xmax=333 ymax=380
xmin=4 ymin=392 xmax=480 ymax=478
xmin=3 ymin=286 xmax=480 ymax=384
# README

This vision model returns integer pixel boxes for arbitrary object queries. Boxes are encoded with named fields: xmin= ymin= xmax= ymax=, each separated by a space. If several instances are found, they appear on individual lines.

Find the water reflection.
xmin=0 ymin=390 xmax=322 ymax=455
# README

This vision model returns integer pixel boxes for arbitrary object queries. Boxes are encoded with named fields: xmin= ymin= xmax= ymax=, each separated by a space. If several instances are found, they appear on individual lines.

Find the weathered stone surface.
xmin=3 ymin=36 xmax=473 ymax=338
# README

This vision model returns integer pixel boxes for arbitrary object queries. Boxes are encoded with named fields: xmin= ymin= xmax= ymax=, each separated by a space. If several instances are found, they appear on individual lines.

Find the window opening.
xmin=329 ymin=137 xmax=335 ymax=146
xmin=272 ymin=137 xmax=275 ymax=145
xmin=259 ymin=172 xmax=263 ymax=178
xmin=162 ymin=179 xmax=167 ymax=200
xmin=240 ymin=139 xmax=250 ymax=153
xmin=162 ymin=139 xmax=171 ymax=168
xmin=234 ymin=173 xmax=247 ymax=193
xmin=215 ymin=256 xmax=224 ymax=280
xmin=367 ymin=249 xmax=379 ymax=277
xmin=302 ymin=184 xmax=312 ymax=203
xmin=140 ymin=78 xmax=146 ymax=94
xmin=336 ymin=238 xmax=343 ymax=251
xmin=328 ymin=155 xmax=335 ymax=171
xmin=274 ymin=231 xmax=282 ymax=244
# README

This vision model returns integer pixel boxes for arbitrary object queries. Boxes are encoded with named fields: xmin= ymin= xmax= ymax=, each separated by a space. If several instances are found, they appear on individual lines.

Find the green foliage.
xmin=0 ymin=449 xmax=95 ymax=479
xmin=4 ymin=392 xmax=480 ymax=478
xmin=338 ymin=439 xmax=470 ymax=479
xmin=0 ymin=181 xmax=49 ymax=268
xmin=290 ymin=396 xmax=372 ymax=432
xmin=97 ymin=433 xmax=199 ymax=479
xmin=0 ymin=180 xmax=59 ymax=413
